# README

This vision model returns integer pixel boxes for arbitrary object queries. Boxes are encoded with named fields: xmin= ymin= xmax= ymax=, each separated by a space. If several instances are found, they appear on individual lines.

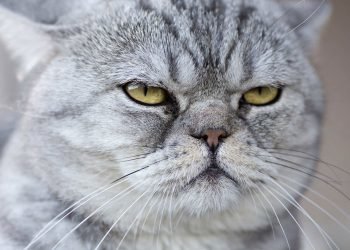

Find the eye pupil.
xmin=124 ymin=83 xmax=168 ymax=105
xmin=243 ymin=86 xmax=280 ymax=106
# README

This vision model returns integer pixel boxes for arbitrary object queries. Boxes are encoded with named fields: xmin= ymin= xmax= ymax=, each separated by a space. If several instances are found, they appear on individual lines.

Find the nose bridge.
xmin=183 ymin=100 xmax=232 ymax=136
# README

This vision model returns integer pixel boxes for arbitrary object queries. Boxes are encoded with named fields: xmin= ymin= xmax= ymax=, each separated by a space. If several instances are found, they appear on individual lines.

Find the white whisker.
xmin=139 ymin=191 xmax=161 ymax=237
xmin=52 ymin=180 xmax=145 ymax=249
xmin=25 ymin=179 xmax=128 ymax=249
xmin=168 ymin=186 xmax=176 ymax=233
xmin=279 ymin=175 xmax=350 ymax=221
xmin=268 ymin=179 xmax=338 ymax=250
xmin=95 ymin=186 xmax=152 ymax=250
xmin=248 ymin=187 xmax=258 ymax=214
xmin=153 ymin=190 xmax=167 ymax=250
xmin=287 ymin=0 xmax=327 ymax=33
xmin=281 ymin=182 xmax=349 ymax=245
xmin=256 ymin=185 xmax=291 ymax=250
xmin=132 ymin=186 xmax=160 ymax=244
xmin=116 ymin=186 xmax=158 ymax=250
xmin=262 ymin=185 xmax=316 ymax=250
xmin=254 ymin=189 xmax=276 ymax=239
xmin=156 ymin=189 xmax=170 ymax=250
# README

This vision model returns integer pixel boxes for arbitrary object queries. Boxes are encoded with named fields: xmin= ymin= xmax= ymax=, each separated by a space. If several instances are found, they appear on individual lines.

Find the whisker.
xmin=132 ymin=185 xmax=160 ymax=244
xmin=152 ymin=190 xmax=167 ymax=249
xmin=261 ymin=159 xmax=350 ymax=202
xmin=255 ymin=185 xmax=291 ymax=250
xmin=279 ymin=175 xmax=350 ymax=221
xmin=112 ymin=157 xmax=167 ymax=184
xmin=256 ymin=154 xmax=339 ymax=183
xmin=247 ymin=187 xmax=258 ymax=213
xmin=271 ymin=190 xmax=334 ymax=250
xmin=287 ymin=0 xmax=328 ymax=34
xmin=267 ymin=180 xmax=337 ymax=250
xmin=26 ymin=176 xmax=134 ymax=249
xmin=26 ymin=159 xmax=164 ymax=249
xmin=52 ymin=180 xmax=145 ymax=249
xmin=95 ymin=186 xmax=152 ymax=250
xmin=117 ymin=186 xmax=159 ymax=250
xmin=270 ymin=179 xmax=339 ymax=249
xmin=156 ymin=189 xmax=170 ymax=250
xmin=138 ymin=194 xmax=160 ymax=238
xmin=253 ymin=189 xmax=276 ymax=239
xmin=263 ymin=186 xmax=318 ymax=250
xmin=25 ymin=178 xmax=129 ymax=249
xmin=116 ymin=153 xmax=155 ymax=163
xmin=280 ymin=179 xmax=350 ymax=235
xmin=265 ymin=148 xmax=350 ymax=177
xmin=117 ymin=155 xmax=155 ymax=163
xmin=52 ymin=158 xmax=163 ymax=249
xmin=168 ymin=185 xmax=176 ymax=236
xmin=174 ymin=204 xmax=186 ymax=228
xmin=273 ymin=0 xmax=307 ymax=26
xmin=137 ymin=176 xmax=169 ymax=241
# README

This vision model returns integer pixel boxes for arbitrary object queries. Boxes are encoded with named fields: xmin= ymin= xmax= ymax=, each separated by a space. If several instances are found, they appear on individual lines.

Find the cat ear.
xmin=0 ymin=5 xmax=57 ymax=81
xmin=279 ymin=0 xmax=332 ymax=53
xmin=0 ymin=0 xmax=100 ymax=81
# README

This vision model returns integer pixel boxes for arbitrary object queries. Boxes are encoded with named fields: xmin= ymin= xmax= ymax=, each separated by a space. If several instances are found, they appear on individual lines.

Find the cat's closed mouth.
xmin=192 ymin=163 xmax=239 ymax=186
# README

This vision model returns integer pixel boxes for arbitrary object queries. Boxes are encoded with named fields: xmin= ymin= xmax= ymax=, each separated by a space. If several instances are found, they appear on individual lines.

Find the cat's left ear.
xmin=279 ymin=0 xmax=332 ymax=54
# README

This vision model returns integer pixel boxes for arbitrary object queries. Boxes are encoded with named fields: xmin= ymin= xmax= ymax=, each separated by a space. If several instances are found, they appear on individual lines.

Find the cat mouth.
xmin=190 ymin=163 xmax=239 ymax=186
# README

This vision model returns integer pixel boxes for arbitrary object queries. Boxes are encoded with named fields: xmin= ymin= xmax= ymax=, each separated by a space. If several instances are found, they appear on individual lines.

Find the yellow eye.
xmin=243 ymin=87 xmax=280 ymax=106
xmin=124 ymin=84 xmax=168 ymax=105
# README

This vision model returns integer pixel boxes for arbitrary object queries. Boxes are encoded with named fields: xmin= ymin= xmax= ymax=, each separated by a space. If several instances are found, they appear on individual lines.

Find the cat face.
xmin=0 ymin=0 xmax=330 ymax=232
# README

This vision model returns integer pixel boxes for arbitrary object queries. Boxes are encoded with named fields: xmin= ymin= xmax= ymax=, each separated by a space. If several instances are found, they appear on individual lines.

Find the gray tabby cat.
xmin=0 ymin=0 xmax=332 ymax=249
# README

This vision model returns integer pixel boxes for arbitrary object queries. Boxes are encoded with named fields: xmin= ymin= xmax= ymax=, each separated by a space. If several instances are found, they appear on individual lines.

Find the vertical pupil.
xmin=143 ymin=86 xmax=148 ymax=96
xmin=258 ymin=87 xmax=263 ymax=95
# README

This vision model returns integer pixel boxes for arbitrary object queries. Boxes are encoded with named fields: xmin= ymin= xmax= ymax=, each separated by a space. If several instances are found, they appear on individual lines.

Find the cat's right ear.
xmin=0 ymin=6 xmax=56 ymax=81
xmin=0 ymin=1 xmax=93 ymax=82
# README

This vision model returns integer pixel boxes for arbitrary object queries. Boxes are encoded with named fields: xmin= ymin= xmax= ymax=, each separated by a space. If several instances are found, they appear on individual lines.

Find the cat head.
xmin=0 ymin=0 xmax=331 ymax=232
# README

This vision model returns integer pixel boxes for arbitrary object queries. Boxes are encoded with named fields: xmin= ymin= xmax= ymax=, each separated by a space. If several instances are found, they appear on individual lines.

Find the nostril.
xmin=191 ymin=129 xmax=229 ymax=152
xmin=190 ymin=133 xmax=203 ymax=140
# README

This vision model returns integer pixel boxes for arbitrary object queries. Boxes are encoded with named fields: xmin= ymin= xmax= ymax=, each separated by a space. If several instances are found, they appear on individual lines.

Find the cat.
xmin=0 ymin=0 xmax=332 ymax=249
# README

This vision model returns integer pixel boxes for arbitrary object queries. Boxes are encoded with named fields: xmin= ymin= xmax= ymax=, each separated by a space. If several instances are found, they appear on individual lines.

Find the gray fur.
xmin=0 ymin=0 xmax=330 ymax=249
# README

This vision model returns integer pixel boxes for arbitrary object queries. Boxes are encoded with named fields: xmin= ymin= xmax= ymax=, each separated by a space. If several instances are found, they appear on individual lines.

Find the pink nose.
xmin=201 ymin=129 xmax=228 ymax=151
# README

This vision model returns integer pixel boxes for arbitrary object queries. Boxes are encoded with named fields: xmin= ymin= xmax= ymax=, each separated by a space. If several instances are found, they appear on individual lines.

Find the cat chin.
xmin=173 ymin=175 xmax=241 ymax=217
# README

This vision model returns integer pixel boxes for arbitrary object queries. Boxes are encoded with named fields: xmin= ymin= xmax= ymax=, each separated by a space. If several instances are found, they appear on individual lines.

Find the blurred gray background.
xmin=0 ymin=0 xmax=349 ymax=249
xmin=305 ymin=0 xmax=350 ymax=248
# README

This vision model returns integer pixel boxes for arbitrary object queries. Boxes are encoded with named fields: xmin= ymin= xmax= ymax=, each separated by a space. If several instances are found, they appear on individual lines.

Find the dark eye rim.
xmin=122 ymin=81 xmax=171 ymax=107
xmin=240 ymin=87 xmax=283 ymax=107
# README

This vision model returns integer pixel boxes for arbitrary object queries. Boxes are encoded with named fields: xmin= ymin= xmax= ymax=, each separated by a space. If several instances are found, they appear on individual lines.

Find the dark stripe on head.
xmin=224 ymin=40 xmax=237 ymax=73
xmin=224 ymin=5 xmax=256 ymax=75
xmin=138 ymin=0 xmax=153 ymax=12
xmin=204 ymin=0 xmax=227 ymax=18
xmin=167 ymin=50 xmax=179 ymax=83
xmin=160 ymin=10 xmax=201 ymax=68
xmin=241 ymin=48 xmax=254 ymax=82
xmin=160 ymin=12 xmax=180 ymax=40
xmin=170 ymin=0 xmax=187 ymax=11
xmin=139 ymin=0 xmax=200 ymax=71
xmin=237 ymin=5 xmax=256 ymax=38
